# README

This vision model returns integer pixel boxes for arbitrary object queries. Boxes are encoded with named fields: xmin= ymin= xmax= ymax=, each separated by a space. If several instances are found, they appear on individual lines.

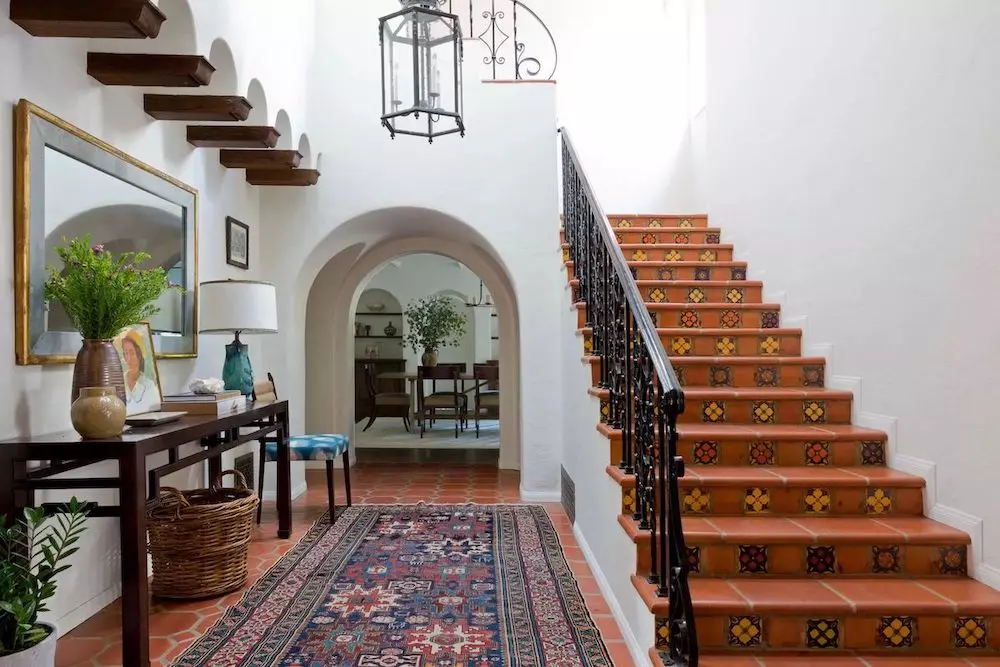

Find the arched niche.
xmin=206 ymin=37 xmax=239 ymax=95
xmin=246 ymin=78 xmax=269 ymax=126
xmin=274 ymin=109 xmax=293 ymax=150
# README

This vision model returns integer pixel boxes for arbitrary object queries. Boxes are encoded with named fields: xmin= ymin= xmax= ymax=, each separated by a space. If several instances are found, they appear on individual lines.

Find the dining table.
xmin=377 ymin=371 xmax=476 ymax=427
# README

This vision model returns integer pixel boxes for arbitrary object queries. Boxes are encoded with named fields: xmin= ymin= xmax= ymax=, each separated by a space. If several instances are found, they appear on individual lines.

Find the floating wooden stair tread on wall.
xmin=186 ymin=126 xmax=280 ymax=149
xmin=245 ymin=169 xmax=320 ymax=187
xmin=219 ymin=149 xmax=302 ymax=170
xmin=144 ymin=95 xmax=252 ymax=122
xmin=10 ymin=0 xmax=165 ymax=38
xmin=87 ymin=53 xmax=215 ymax=87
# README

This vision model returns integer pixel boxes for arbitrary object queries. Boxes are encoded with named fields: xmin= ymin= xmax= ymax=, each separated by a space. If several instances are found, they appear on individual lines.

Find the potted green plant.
xmin=0 ymin=498 xmax=89 ymax=667
xmin=404 ymin=295 xmax=468 ymax=366
xmin=44 ymin=236 xmax=183 ymax=411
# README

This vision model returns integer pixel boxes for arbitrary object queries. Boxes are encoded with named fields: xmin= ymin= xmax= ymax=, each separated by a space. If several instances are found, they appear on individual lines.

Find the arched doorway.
xmin=295 ymin=209 xmax=522 ymax=473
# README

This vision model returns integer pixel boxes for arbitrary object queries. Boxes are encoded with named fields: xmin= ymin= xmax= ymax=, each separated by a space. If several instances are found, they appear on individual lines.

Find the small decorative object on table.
xmin=383 ymin=321 xmax=397 ymax=337
xmin=112 ymin=322 xmax=163 ymax=417
xmin=70 ymin=386 xmax=127 ymax=439
xmin=44 ymin=236 xmax=181 ymax=433
xmin=190 ymin=377 xmax=226 ymax=394
xmin=146 ymin=471 xmax=258 ymax=599
xmin=0 ymin=498 xmax=89 ymax=667
xmin=404 ymin=295 xmax=467 ymax=367
xmin=198 ymin=280 xmax=278 ymax=396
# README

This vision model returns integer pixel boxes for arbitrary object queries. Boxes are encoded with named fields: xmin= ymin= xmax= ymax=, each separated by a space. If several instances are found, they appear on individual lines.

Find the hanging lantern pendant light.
xmin=380 ymin=0 xmax=465 ymax=143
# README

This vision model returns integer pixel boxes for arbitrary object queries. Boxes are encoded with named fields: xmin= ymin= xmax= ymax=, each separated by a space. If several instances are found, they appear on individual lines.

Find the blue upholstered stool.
xmin=254 ymin=374 xmax=352 ymax=525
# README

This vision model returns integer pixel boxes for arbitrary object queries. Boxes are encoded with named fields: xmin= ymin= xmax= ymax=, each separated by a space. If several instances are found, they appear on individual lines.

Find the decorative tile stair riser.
xmin=172 ymin=505 xmax=613 ymax=666
xmin=563 ymin=212 xmax=1000 ymax=661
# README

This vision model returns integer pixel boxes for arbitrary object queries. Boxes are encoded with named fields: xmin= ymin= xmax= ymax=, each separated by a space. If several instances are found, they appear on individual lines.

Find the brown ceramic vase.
xmin=70 ymin=386 xmax=127 ymax=439
xmin=421 ymin=349 xmax=439 ymax=367
xmin=71 ymin=339 xmax=127 ymax=404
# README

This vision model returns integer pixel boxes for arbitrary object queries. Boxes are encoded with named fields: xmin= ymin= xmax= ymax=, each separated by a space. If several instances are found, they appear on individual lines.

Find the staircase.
xmin=562 ymin=213 xmax=1000 ymax=665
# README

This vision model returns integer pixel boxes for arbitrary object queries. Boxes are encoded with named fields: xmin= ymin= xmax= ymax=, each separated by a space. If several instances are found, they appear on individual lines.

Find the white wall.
xmin=533 ymin=0 xmax=707 ymax=211
xmin=259 ymin=1 xmax=561 ymax=495
xmin=0 ymin=0 xmax=315 ymax=632
xmin=705 ymin=0 xmax=1000 ymax=582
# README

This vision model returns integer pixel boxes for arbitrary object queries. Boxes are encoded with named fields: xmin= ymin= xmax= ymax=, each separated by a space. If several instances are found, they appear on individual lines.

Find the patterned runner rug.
xmin=173 ymin=504 xmax=613 ymax=666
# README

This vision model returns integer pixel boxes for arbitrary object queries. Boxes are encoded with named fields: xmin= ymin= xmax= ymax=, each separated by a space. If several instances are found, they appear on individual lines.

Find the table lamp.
xmin=198 ymin=279 xmax=278 ymax=396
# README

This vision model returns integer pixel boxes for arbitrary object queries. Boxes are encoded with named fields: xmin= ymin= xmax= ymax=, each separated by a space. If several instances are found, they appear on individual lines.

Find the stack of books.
xmin=160 ymin=390 xmax=247 ymax=415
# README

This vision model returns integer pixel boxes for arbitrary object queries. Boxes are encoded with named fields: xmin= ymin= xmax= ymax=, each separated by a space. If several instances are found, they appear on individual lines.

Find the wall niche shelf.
xmin=355 ymin=336 xmax=403 ymax=340
xmin=357 ymin=312 xmax=403 ymax=317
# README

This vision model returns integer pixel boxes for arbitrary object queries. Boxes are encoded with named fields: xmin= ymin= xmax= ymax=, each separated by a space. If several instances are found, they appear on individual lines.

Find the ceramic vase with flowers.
xmin=403 ymin=295 xmax=467 ymax=367
xmin=44 ymin=236 xmax=182 ymax=437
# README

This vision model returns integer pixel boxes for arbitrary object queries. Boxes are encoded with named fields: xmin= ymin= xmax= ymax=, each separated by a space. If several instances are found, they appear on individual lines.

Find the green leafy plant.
xmin=403 ymin=295 xmax=468 ymax=354
xmin=0 ymin=498 xmax=89 ymax=656
xmin=44 ymin=236 xmax=183 ymax=340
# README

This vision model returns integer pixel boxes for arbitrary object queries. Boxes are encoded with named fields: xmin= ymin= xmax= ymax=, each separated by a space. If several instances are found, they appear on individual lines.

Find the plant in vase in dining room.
xmin=403 ymin=295 xmax=467 ymax=366
xmin=0 ymin=498 xmax=89 ymax=667
xmin=43 ymin=236 xmax=183 ymax=435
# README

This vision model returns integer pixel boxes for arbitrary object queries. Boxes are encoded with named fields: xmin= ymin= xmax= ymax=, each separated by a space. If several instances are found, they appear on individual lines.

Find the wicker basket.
xmin=146 ymin=470 xmax=260 ymax=600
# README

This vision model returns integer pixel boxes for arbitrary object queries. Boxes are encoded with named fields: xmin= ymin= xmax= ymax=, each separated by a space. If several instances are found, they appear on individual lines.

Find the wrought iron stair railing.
xmin=446 ymin=0 xmax=558 ymax=81
xmin=560 ymin=128 xmax=699 ymax=667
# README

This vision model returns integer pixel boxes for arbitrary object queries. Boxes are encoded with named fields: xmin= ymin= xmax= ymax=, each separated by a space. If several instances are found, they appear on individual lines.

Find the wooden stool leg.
xmin=325 ymin=459 xmax=336 ymax=524
xmin=342 ymin=450 xmax=352 ymax=507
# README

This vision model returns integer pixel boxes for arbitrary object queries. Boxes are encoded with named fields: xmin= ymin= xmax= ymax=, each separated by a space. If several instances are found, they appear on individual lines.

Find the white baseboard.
xmin=262 ymin=480 xmax=308 ymax=502
xmin=520 ymin=489 xmax=561 ymax=502
xmin=574 ymin=525 xmax=651 ymax=667
xmin=977 ymin=563 xmax=1000 ymax=591
xmin=55 ymin=586 xmax=121 ymax=637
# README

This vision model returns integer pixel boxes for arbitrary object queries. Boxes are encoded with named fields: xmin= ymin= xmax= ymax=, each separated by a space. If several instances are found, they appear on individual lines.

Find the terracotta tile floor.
xmin=55 ymin=457 xmax=635 ymax=666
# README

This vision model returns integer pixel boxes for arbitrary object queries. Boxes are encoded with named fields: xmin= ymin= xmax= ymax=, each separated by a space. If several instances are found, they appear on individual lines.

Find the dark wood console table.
xmin=0 ymin=399 xmax=292 ymax=667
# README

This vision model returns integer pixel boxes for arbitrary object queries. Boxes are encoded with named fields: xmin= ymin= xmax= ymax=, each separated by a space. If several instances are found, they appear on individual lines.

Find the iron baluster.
xmin=620 ymin=307 xmax=634 ymax=473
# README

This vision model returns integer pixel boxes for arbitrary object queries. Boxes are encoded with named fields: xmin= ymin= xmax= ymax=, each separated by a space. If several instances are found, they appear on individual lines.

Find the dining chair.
xmin=428 ymin=362 xmax=468 ymax=429
xmin=252 ymin=372 xmax=351 ymax=524
xmin=417 ymin=365 xmax=463 ymax=438
xmin=472 ymin=363 xmax=500 ymax=437
xmin=361 ymin=362 xmax=411 ymax=432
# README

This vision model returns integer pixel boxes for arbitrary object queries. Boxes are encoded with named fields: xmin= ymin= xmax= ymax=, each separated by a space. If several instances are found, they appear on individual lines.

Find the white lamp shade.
xmin=198 ymin=280 xmax=278 ymax=334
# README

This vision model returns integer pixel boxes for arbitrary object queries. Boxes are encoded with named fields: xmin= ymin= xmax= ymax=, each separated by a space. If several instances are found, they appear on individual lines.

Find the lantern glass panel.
xmin=380 ymin=3 xmax=464 ymax=141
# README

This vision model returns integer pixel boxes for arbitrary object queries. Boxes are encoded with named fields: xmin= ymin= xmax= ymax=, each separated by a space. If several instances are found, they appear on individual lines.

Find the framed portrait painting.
xmin=226 ymin=216 xmax=249 ymax=270
xmin=113 ymin=322 xmax=163 ymax=416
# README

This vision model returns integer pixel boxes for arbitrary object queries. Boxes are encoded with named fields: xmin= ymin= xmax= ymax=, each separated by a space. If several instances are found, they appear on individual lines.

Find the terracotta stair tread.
xmin=576 ymin=302 xmax=779 ymax=312
xmin=682 ymin=386 xmax=850 ymax=399
xmin=582 ymin=356 xmax=826 ymax=367
xmin=571 ymin=279 xmax=761 ymax=288
xmin=587 ymin=385 xmax=850 ymax=400
xmin=579 ymin=326 xmax=802 ymax=336
xmin=616 ymin=242 xmax=733 ymax=249
xmin=632 ymin=575 xmax=1000 ymax=616
xmin=655 ymin=327 xmax=801 ymax=335
xmin=598 ymin=422 xmax=887 ymax=442
xmin=618 ymin=514 xmax=969 ymax=545
xmin=566 ymin=259 xmax=748 ymax=268
xmin=610 ymin=226 xmax=722 ymax=233
xmin=608 ymin=213 xmax=709 ymax=219
xmin=607 ymin=465 xmax=924 ymax=489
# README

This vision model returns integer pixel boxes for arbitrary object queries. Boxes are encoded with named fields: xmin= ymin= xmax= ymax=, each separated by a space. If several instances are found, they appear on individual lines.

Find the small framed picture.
xmin=364 ymin=344 xmax=380 ymax=359
xmin=226 ymin=216 xmax=250 ymax=270
xmin=113 ymin=322 xmax=163 ymax=416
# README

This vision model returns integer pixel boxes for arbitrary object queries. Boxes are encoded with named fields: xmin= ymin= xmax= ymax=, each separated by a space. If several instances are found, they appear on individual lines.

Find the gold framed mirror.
xmin=14 ymin=100 xmax=199 ymax=365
